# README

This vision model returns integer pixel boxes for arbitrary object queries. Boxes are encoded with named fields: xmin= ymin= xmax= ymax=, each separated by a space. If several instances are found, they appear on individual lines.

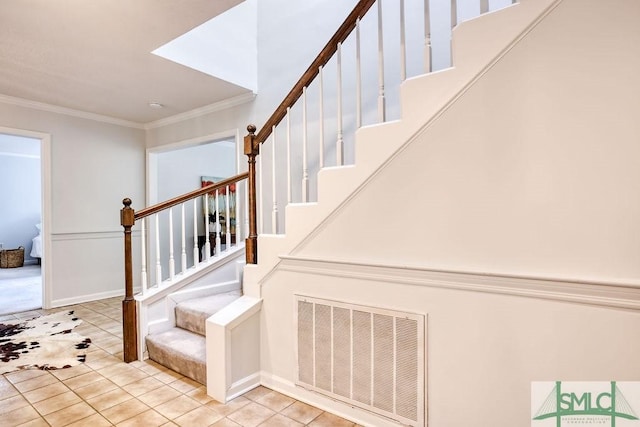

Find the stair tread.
xmin=175 ymin=290 xmax=242 ymax=336
xmin=146 ymin=327 xmax=206 ymax=384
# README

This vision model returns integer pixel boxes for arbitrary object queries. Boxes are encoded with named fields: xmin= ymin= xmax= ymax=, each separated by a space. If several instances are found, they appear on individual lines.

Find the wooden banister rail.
xmin=251 ymin=0 xmax=376 ymax=149
xmin=244 ymin=0 xmax=377 ymax=264
xmin=134 ymin=173 xmax=249 ymax=220
xmin=120 ymin=172 xmax=249 ymax=362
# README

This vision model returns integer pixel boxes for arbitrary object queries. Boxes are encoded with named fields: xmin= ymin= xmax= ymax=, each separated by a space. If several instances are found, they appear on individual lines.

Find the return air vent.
xmin=296 ymin=296 xmax=425 ymax=426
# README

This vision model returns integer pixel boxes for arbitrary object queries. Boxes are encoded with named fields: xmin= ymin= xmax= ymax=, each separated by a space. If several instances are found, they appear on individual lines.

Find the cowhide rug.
xmin=0 ymin=310 xmax=91 ymax=374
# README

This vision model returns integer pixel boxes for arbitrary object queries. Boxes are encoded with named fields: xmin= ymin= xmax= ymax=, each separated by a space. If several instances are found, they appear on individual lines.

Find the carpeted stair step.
xmin=146 ymin=327 xmax=206 ymax=384
xmin=175 ymin=290 xmax=242 ymax=336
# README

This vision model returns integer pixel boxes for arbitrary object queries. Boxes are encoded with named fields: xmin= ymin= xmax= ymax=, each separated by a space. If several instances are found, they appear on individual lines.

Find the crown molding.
xmin=0 ymin=94 xmax=144 ymax=129
xmin=144 ymin=92 xmax=256 ymax=130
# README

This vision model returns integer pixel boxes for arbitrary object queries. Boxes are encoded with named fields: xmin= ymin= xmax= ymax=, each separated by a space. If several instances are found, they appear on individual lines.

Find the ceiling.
xmin=0 ymin=0 xmax=250 ymax=125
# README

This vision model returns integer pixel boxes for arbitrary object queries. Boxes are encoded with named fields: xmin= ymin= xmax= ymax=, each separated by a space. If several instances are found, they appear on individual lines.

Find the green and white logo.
xmin=532 ymin=381 xmax=640 ymax=427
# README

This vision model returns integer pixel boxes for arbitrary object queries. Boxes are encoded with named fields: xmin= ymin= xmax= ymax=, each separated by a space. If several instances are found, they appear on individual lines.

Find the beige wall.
xmin=0 ymin=102 xmax=145 ymax=306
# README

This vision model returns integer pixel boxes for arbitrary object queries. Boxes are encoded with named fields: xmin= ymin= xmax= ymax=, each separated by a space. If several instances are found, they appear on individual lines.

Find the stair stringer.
xmin=243 ymin=0 xmax=561 ymax=298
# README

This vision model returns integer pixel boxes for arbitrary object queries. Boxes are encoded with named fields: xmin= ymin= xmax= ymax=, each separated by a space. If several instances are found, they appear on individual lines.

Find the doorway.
xmin=0 ymin=128 xmax=51 ymax=314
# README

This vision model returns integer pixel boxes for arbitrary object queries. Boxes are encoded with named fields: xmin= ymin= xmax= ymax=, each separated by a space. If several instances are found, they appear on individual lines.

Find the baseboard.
xmin=260 ymin=372 xmax=405 ymax=427
xmin=225 ymin=372 xmax=261 ymax=402
xmin=50 ymin=289 xmax=124 ymax=308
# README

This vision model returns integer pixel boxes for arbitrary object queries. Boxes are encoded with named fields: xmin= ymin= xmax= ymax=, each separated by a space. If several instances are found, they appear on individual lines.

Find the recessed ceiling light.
xmin=149 ymin=102 xmax=164 ymax=109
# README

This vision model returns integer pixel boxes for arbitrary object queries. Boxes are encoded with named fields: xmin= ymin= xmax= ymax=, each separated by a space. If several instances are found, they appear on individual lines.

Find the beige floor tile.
xmin=307 ymin=412 xmax=356 ymax=427
xmin=255 ymin=391 xmax=295 ymax=412
xmin=15 ymin=417 xmax=50 ymax=427
xmin=258 ymin=414 xmax=304 ymax=427
xmin=210 ymin=419 xmax=241 ymax=427
xmin=96 ymin=362 xmax=137 ymax=378
xmin=116 ymin=409 xmax=169 ymax=427
xmin=103 ymin=343 xmax=124 ymax=355
xmin=4 ymin=369 xmax=49 ymax=385
xmin=86 ymin=387 xmax=133 ymax=411
xmin=23 ymin=381 xmax=70 ymax=404
xmin=160 ymin=422 xmax=179 ymax=427
xmin=227 ymin=402 xmax=276 ymax=427
xmin=173 ymin=405 xmax=223 ymax=426
xmin=108 ymin=369 xmax=148 ymax=387
xmin=206 ymin=396 xmax=251 ymax=417
xmin=101 ymin=398 xmax=150 ymax=424
xmin=153 ymin=369 xmax=185 ymax=384
xmin=3 ymin=405 xmax=42 ymax=426
xmin=74 ymin=377 xmax=119 ymax=400
xmin=63 ymin=371 xmax=104 ymax=390
xmin=242 ymin=386 xmax=272 ymax=402
xmin=43 ymin=401 xmax=97 ymax=427
xmin=32 ymin=390 xmax=82 ymax=416
xmin=168 ymin=377 xmax=201 ymax=394
xmin=12 ymin=373 xmax=59 ymax=394
xmin=0 ymin=394 xmax=30 ymax=414
xmin=136 ymin=360 xmax=170 ymax=376
xmin=122 ymin=376 xmax=164 ymax=397
xmin=138 ymin=384 xmax=182 ymax=408
xmin=186 ymin=386 xmax=214 ymax=404
xmin=280 ymin=401 xmax=323 ymax=425
xmin=154 ymin=395 xmax=201 ymax=420
xmin=65 ymin=413 xmax=113 ymax=427
xmin=0 ymin=375 xmax=19 ymax=395
xmin=85 ymin=353 xmax=122 ymax=370
xmin=49 ymin=363 xmax=92 ymax=381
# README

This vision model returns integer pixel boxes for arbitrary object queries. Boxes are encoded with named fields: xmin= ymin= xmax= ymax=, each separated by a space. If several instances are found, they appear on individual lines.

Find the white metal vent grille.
xmin=295 ymin=296 xmax=425 ymax=427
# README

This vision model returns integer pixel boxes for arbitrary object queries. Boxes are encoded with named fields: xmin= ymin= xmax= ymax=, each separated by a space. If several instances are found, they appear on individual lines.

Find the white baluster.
xmin=226 ymin=185 xmax=232 ymax=248
xmin=377 ymin=0 xmax=386 ymax=122
xmin=336 ymin=42 xmax=344 ymax=166
xmin=180 ymin=203 xmax=187 ymax=272
xmin=168 ymin=207 xmax=175 ymax=280
xmin=258 ymin=151 xmax=263 ymax=234
xmin=451 ymin=0 xmax=457 ymax=67
xmin=140 ymin=217 xmax=147 ymax=294
xmin=244 ymin=180 xmax=250 ymax=239
xmin=286 ymin=107 xmax=292 ymax=204
xmin=424 ymin=0 xmax=432 ymax=73
xmin=318 ymin=66 xmax=324 ymax=169
xmin=356 ymin=18 xmax=362 ymax=129
xmin=271 ymin=126 xmax=279 ymax=233
xmin=204 ymin=193 xmax=211 ymax=260
xmin=154 ymin=214 xmax=161 ymax=286
xmin=451 ymin=0 xmax=457 ymax=29
xmin=400 ymin=0 xmax=407 ymax=82
xmin=480 ymin=0 xmax=489 ymax=13
xmin=302 ymin=86 xmax=309 ymax=202
xmin=193 ymin=197 xmax=199 ymax=266
xmin=215 ymin=190 xmax=222 ymax=254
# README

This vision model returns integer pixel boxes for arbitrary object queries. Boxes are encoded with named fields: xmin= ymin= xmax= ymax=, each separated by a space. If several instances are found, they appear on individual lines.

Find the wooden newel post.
xmin=121 ymin=198 xmax=138 ymax=362
xmin=244 ymin=124 xmax=259 ymax=264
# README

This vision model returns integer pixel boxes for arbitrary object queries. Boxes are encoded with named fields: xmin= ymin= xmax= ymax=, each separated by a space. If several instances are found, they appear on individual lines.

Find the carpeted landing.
xmin=146 ymin=290 xmax=241 ymax=385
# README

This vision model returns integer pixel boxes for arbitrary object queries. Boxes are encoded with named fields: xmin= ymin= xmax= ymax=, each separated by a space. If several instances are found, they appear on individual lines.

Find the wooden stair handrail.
xmin=134 ymin=172 xmax=249 ymax=220
xmin=252 ymin=0 xmax=376 ymax=148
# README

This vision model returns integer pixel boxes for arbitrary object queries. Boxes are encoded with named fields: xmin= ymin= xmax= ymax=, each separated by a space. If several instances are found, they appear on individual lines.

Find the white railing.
xmin=254 ymin=0 xmax=517 ymax=235
xmin=134 ymin=181 xmax=246 ymax=297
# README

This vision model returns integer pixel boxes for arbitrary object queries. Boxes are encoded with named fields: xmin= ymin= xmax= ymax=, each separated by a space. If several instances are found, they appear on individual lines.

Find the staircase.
xmin=145 ymin=290 xmax=242 ymax=384
xmin=120 ymin=0 xmax=564 ymax=421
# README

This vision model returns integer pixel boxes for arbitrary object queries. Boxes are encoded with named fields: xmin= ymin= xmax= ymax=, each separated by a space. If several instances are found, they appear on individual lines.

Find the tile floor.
xmin=0 ymin=297 xmax=358 ymax=426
